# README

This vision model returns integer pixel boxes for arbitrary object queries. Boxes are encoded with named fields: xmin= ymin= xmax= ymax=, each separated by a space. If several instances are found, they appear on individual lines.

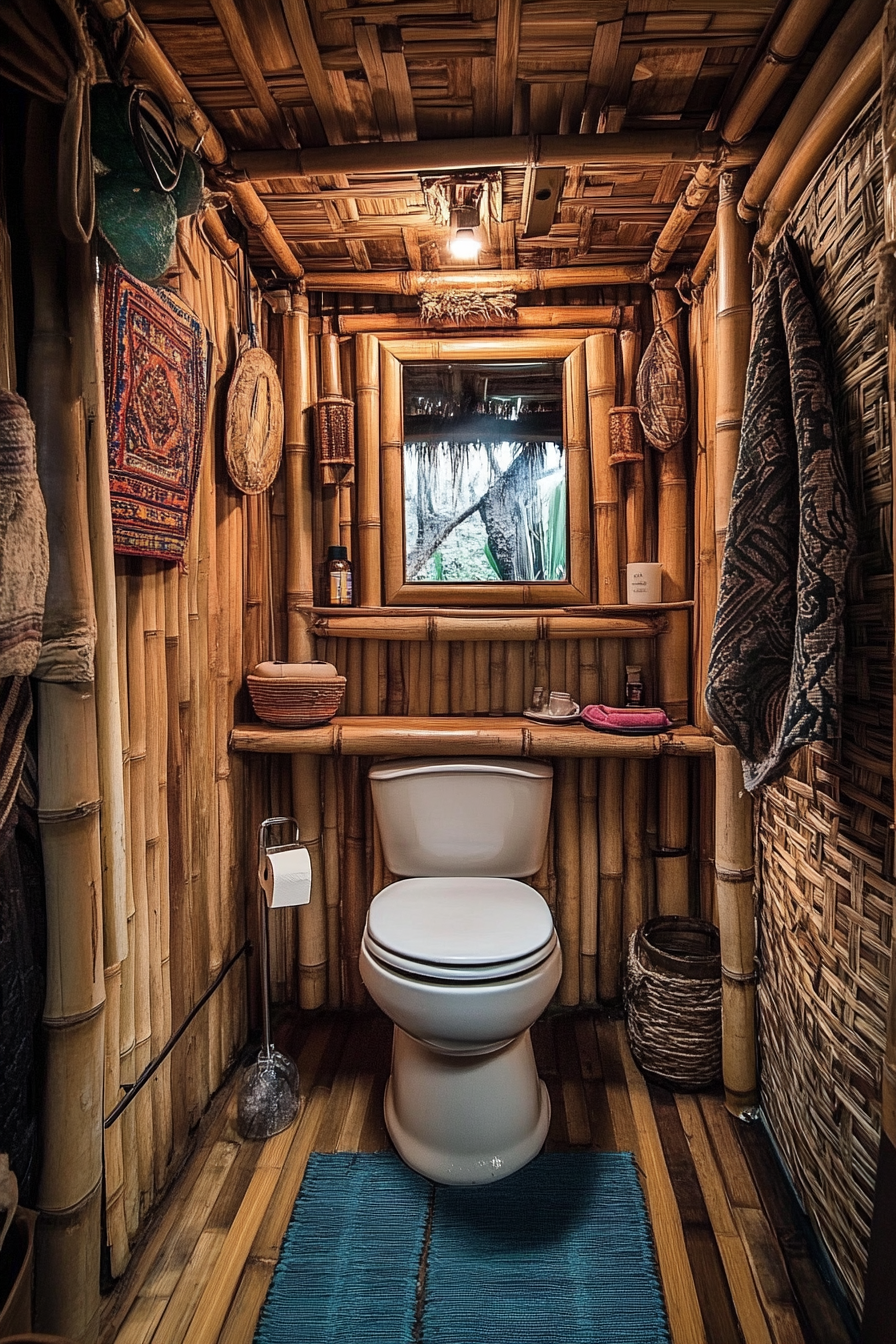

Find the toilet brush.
xmin=237 ymin=817 xmax=304 ymax=1139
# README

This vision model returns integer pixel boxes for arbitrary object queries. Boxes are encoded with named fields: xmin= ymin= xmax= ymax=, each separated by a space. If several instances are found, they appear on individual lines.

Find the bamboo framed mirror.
xmin=375 ymin=335 xmax=592 ymax=606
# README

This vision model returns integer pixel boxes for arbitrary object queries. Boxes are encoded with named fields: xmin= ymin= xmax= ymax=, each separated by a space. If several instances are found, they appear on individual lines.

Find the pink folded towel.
xmin=582 ymin=704 xmax=671 ymax=730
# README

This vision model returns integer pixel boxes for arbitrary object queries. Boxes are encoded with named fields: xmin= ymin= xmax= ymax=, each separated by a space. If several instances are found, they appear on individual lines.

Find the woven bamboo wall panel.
xmin=757 ymin=100 xmax=893 ymax=1317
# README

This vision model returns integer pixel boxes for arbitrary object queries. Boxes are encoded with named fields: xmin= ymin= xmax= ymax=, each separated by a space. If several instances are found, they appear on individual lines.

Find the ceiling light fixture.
xmin=448 ymin=205 xmax=482 ymax=261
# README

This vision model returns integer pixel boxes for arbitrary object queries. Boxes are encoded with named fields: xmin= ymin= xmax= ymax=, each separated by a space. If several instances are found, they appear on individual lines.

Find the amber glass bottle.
xmin=327 ymin=545 xmax=353 ymax=606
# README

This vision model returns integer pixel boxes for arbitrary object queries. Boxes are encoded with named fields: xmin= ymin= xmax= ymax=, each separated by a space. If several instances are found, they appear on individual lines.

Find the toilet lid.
xmin=365 ymin=877 xmax=555 ymax=979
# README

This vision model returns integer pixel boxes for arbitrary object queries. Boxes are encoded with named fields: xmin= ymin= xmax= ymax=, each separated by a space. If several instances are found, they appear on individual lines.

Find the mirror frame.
xmin=372 ymin=334 xmax=593 ymax=607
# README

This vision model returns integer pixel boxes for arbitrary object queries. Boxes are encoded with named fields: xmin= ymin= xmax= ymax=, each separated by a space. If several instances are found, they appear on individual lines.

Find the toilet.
xmin=359 ymin=757 xmax=562 ymax=1185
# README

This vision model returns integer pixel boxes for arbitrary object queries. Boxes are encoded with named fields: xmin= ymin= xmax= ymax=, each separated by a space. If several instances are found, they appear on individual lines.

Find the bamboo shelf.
xmin=309 ymin=605 xmax=692 ymax=642
xmin=231 ymin=716 xmax=714 ymax=758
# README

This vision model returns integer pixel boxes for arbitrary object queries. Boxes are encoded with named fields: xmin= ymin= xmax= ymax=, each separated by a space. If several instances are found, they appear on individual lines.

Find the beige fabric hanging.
xmin=0 ymin=392 xmax=49 ymax=678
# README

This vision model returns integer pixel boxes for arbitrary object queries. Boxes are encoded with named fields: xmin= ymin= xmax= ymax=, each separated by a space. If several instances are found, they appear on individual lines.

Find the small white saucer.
xmin=523 ymin=702 xmax=581 ymax=724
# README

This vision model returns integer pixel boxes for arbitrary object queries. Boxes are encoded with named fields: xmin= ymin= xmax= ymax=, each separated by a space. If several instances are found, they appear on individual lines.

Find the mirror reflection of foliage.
xmin=402 ymin=360 xmax=566 ymax=585
xmin=405 ymin=436 xmax=566 ymax=582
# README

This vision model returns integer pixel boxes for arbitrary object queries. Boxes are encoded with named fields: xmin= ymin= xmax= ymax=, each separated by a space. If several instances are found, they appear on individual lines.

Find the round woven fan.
xmin=224 ymin=346 xmax=285 ymax=494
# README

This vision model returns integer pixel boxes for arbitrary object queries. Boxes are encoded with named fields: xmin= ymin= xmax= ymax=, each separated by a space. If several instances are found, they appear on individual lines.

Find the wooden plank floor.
xmin=100 ymin=1011 xmax=855 ymax=1344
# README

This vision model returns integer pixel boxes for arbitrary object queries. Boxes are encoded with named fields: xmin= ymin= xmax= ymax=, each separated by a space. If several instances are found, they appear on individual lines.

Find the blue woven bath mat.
xmin=255 ymin=1153 xmax=430 ymax=1344
xmin=424 ymin=1152 xmax=669 ymax=1342
xmin=254 ymin=1151 xmax=670 ymax=1344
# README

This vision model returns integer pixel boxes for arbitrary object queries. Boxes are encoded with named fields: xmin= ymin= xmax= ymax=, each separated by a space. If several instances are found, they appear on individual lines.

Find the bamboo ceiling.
xmin=128 ymin=0 xmax=851 ymax=276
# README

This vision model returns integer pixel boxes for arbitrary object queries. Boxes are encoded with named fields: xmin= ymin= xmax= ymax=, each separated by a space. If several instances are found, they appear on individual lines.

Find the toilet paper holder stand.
xmin=236 ymin=816 xmax=304 ymax=1139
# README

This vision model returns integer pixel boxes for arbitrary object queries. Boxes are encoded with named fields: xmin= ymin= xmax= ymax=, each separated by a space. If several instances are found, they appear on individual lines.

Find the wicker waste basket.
xmin=624 ymin=916 xmax=721 ymax=1090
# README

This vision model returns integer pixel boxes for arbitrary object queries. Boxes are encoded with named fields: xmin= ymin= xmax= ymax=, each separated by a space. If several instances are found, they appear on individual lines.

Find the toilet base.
xmin=383 ymin=1026 xmax=551 ymax=1185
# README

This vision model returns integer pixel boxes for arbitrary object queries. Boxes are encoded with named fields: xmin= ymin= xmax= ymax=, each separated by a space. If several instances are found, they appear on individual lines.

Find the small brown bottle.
xmin=327 ymin=545 xmax=353 ymax=606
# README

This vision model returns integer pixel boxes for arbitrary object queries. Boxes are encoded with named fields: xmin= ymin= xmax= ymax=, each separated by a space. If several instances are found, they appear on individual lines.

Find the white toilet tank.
xmin=368 ymin=757 xmax=553 ymax=878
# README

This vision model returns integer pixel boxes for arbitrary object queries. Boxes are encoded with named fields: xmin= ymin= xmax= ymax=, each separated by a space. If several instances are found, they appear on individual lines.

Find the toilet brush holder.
xmin=237 ymin=817 xmax=305 ymax=1139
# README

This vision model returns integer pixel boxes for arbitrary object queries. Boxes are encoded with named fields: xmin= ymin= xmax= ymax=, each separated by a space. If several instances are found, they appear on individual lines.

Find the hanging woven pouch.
xmin=636 ymin=319 xmax=688 ymax=451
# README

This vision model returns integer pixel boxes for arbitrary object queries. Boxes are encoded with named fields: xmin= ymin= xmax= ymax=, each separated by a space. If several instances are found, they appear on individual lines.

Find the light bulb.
xmin=449 ymin=228 xmax=481 ymax=261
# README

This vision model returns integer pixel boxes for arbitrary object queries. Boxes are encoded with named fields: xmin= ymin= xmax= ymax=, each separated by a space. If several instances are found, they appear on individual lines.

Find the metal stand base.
xmin=237 ymin=1047 xmax=300 ymax=1140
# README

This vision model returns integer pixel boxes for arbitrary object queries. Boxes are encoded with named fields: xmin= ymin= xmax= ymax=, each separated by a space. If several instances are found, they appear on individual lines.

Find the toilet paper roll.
xmin=259 ymin=846 xmax=312 ymax=908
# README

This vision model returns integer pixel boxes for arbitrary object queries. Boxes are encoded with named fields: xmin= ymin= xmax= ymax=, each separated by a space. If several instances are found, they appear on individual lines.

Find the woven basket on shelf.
xmin=247 ymin=664 xmax=346 ymax=727
xmin=624 ymin=916 xmax=721 ymax=1091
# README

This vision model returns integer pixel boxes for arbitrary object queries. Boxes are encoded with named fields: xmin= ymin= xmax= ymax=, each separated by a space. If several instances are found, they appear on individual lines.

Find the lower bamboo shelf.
xmin=230 ymin=716 xmax=714 ymax=757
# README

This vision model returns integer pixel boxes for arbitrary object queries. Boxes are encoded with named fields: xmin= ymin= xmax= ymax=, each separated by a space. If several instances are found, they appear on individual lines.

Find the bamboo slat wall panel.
xmin=756 ymin=100 xmax=894 ymax=1317
xmin=102 ymin=220 xmax=249 ymax=1278
xmin=251 ymin=292 xmax=705 ymax=1011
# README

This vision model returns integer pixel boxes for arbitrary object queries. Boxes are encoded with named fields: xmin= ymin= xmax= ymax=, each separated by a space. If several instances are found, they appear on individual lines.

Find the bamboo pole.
xmin=233 ymin=718 xmax=715 ymax=758
xmin=449 ymin=640 xmax=464 ymax=714
xmin=142 ymin=567 xmax=173 ymax=1191
xmin=755 ymin=20 xmax=884 ymax=251
xmin=488 ymin=640 xmax=505 ymax=715
xmin=587 ymin=332 xmax=619 ymax=606
xmin=356 ymin=334 xmax=383 ymax=606
xmin=305 ymin=267 xmax=651 ymax=295
xmin=620 ymin=328 xmax=646 ymax=565
xmin=598 ymin=757 xmax=623 ymax=1001
xmin=26 ymin=100 xmax=104 ymax=1344
xmin=649 ymin=0 xmax=839 ymax=272
xmin=322 ymin=757 xmax=342 ymax=1007
xmin=579 ymin=757 xmax=599 ymax=1002
xmin=342 ymin=757 xmax=368 ymax=1006
xmin=715 ymin=172 xmax=752 ymax=577
xmin=195 ymin=241 xmax=225 ymax=1090
xmin=713 ymin=166 xmax=758 ymax=1117
xmin=213 ymin=235 xmax=247 ymax=1076
xmin=651 ymin=288 xmax=692 ymax=916
xmin=622 ymin=757 xmax=649 ymax=945
xmin=80 ymin=261 xmax=128 ymax=968
xmin=283 ymin=290 xmax=326 ymax=1006
xmin=692 ymin=281 xmax=719 ymax=736
xmin=357 ymin=333 xmax=383 ymax=718
xmin=650 ymin=162 xmax=723 ymax=275
xmin=312 ymin=612 xmax=663 ymax=640
xmin=654 ymin=290 xmax=690 ymax=727
xmin=70 ymin=238 xmax=131 ymax=1278
xmin=691 ymin=230 xmax=717 ymax=287
xmin=114 ymin=568 xmax=138 ymax=1244
xmin=555 ymin=759 xmax=581 ymax=1005
xmin=740 ymin=0 xmax=885 ymax=224
xmin=431 ymin=641 xmax=450 ymax=713
xmin=126 ymin=574 xmax=154 ymax=1215
xmin=232 ymin=129 xmax=765 ymax=181
xmin=284 ymin=291 xmax=314 ymax=655
xmin=380 ymin=348 xmax=403 ymax=606
xmin=714 ymin=744 xmax=757 ymax=1114
xmin=337 ymin=306 xmax=635 ymax=334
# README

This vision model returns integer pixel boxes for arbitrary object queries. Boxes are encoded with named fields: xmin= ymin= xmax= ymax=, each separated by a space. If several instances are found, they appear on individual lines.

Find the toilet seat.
xmin=364 ymin=877 xmax=556 ymax=983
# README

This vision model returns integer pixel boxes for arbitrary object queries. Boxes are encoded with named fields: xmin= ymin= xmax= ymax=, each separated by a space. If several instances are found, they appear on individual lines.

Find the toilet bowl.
xmin=359 ymin=758 xmax=561 ymax=1185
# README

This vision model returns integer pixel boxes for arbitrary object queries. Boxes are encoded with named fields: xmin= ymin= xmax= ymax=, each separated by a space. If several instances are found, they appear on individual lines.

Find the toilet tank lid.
xmin=368 ymin=757 xmax=553 ymax=781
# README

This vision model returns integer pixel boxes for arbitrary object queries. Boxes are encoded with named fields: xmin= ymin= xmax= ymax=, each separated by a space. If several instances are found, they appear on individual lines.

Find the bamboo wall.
xmin=687 ymin=98 xmax=893 ymax=1318
xmin=100 ymin=219 xmax=250 ymax=1279
xmin=751 ymin=100 xmax=894 ymax=1319
xmin=250 ymin=288 xmax=713 ymax=1016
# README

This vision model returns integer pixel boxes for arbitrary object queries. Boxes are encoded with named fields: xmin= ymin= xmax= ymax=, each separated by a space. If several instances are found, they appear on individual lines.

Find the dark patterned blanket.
xmin=705 ymin=235 xmax=855 ymax=791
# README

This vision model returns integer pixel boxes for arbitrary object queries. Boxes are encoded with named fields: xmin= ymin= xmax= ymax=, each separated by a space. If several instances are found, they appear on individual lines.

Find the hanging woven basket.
xmin=224 ymin=346 xmax=285 ymax=494
xmin=314 ymin=394 xmax=355 ymax=469
xmin=624 ymin=916 xmax=721 ymax=1090
xmin=636 ymin=320 xmax=688 ymax=451
xmin=608 ymin=405 xmax=644 ymax=465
